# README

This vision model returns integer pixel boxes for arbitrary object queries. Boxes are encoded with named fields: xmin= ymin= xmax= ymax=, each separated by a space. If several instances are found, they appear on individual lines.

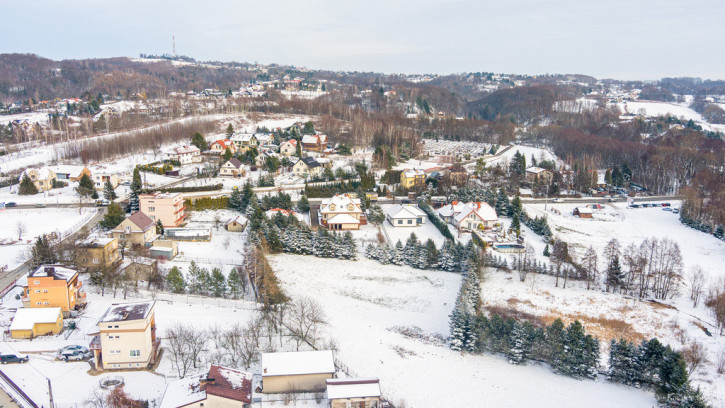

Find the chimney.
xmin=200 ymin=377 xmax=215 ymax=391
xmin=44 ymin=266 xmax=55 ymax=275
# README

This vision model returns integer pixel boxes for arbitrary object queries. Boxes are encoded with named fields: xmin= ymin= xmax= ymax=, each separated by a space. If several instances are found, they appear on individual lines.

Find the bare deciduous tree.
xmin=581 ymin=245 xmax=598 ymax=290
xmin=681 ymin=341 xmax=706 ymax=375
xmin=165 ymin=323 xmax=195 ymax=378
xmin=286 ymin=297 xmax=327 ymax=350
xmin=16 ymin=221 xmax=26 ymax=241
xmin=689 ymin=266 xmax=707 ymax=308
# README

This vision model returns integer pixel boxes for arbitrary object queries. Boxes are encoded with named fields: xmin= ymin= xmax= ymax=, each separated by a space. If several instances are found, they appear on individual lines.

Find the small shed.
xmin=226 ymin=215 xmax=249 ymax=232
xmin=10 ymin=307 xmax=63 ymax=339
xmin=261 ymin=350 xmax=335 ymax=393
xmin=573 ymin=207 xmax=593 ymax=218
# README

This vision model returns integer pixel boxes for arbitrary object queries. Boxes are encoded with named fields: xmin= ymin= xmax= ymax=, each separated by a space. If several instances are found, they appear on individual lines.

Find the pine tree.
xmin=191 ymin=132 xmax=208 ymax=151
xmin=425 ymin=239 xmax=439 ymax=268
xmin=543 ymin=243 xmax=550 ymax=257
xmin=103 ymin=179 xmax=117 ymax=201
xmin=656 ymin=350 xmax=689 ymax=404
xmin=511 ymin=213 xmax=521 ymax=237
xmin=223 ymin=148 xmax=233 ymax=161
xmin=99 ymin=202 xmax=126 ymax=229
xmin=156 ymin=219 xmax=165 ymax=235
xmin=509 ymin=321 xmax=533 ymax=364
xmin=166 ymin=266 xmax=186 ymax=294
xmin=18 ymin=174 xmax=38 ymax=195
xmin=297 ymin=194 xmax=310 ymax=212
xmin=210 ymin=267 xmax=227 ymax=297
xmin=186 ymin=262 xmax=205 ymax=295
xmin=225 ymin=123 xmax=234 ymax=137
xmin=606 ymin=256 xmax=624 ymax=293
xmin=227 ymin=268 xmax=244 ymax=299
xmin=76 ymin=173 xmax=95 ymax=199
xmin=495 ymin=188 xmax=510 ymax=216
xmin=228 ymin=188 xmax=243 ymax=211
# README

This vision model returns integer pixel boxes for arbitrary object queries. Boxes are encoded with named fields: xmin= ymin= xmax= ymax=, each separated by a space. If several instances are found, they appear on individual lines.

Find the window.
xmin=130 ymin=350 xmax=140 ymax=357
xmin=93 ymin=258 xmax=100 ymax=264
xmin=34 ymin=280 xmax=40 ymax=285
xmin=43 ymin=302 xmax=49 ymax=305
xmin=124 ymin=226 xmax=131 ymax=233
xmin=148 ymin=207 xmax=155 ymax=212
xmin=36 ymin=302 xmax=42 ymax=305
xmin=408 ymin=220 xmax=413 ymax=224
xmin=42 ymin=289 xmax=48 ymax=293
xmin=114 ymin=325 xmax=119 ymax=328
xmin=34 ymin=289 xmax=40 ymax=293
xmin=397 ymin=220 xmax=402 ymax=225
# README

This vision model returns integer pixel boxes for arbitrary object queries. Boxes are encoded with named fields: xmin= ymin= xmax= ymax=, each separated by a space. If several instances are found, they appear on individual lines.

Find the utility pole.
xmin=48 ymin=378 xmax=54 ymax=408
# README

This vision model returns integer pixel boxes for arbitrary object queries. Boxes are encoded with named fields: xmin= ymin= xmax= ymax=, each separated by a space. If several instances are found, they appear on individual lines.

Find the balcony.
xmin=89 ymin=335 xmax=101 ymax=351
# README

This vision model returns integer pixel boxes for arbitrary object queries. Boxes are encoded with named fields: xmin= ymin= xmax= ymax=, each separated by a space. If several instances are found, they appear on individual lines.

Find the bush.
xmin=419 ymin=200 xmax=454 ymax=241
xmin=156 ymin=184 xmax=223 ymax=193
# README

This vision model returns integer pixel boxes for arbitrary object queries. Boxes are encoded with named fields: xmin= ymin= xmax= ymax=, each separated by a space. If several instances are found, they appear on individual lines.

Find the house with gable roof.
xmin=293 ymin=157 xmax=322 ymax=178
xmin=385 ymin=204 xmax=427 ymax=227
xmin=319 ymin=194 xmax=366 ymax=230
xmin=280 ymin=139 xmax=298 ymax=156
xmin=301 ymin=134 xmax=327 ymax=152
xmin=159 ymin=365 xmax=253 ymax=408
xmin=110 ymin=211 xmax=158 ymax=246
xmin=220 ymin=158 xmax=244 ymax=177
xmin=209 ymin=139 xmax=237 ymax=155
xmin=20 ymin=167 xmax=57 ymax=192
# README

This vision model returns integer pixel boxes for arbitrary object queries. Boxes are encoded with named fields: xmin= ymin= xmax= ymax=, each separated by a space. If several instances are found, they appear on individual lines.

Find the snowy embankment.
xmin=270 ymin=254 xmax=657 ymax=408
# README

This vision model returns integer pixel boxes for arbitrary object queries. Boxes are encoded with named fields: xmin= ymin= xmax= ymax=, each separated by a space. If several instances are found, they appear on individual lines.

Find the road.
xmin=0 ymin=207 xmax=107 ymax=293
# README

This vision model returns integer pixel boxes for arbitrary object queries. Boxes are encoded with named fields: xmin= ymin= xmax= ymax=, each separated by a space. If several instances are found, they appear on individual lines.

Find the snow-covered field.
xmin=481 ymin=269 xmax=725 ymax=407
xmin=614 ymin=100 xmax=725 ymax=133
xmin=270 ymin=254 xmax=657 ymax=408
xmin=0 ymin=208 xmax=97 ymax=270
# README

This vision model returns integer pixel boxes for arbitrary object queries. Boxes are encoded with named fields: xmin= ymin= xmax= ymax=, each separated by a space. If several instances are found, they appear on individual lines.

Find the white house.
xmin=220 ymin=158 xmax=243 ymax=177
xmin=453 ymin=202 xmax=498 ymax=232
xmin=280 ymin=139 xmax=298 ymax=156
xmin=385 ymin=205 xmax=427 ymax=227
xmin=166 ymin=145 xmax=202 ymax=165
xmin=319 ymin=194 xmax=365 ymax=230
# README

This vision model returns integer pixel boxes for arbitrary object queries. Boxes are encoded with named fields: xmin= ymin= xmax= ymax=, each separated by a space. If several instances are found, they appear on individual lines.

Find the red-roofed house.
xmin=210 ymin=139 xmax=237 ymax=155
xmin=159 ymin=365 xmax=252 ymax=408
xmin=280 ymin=139 xmax=298 ymax=156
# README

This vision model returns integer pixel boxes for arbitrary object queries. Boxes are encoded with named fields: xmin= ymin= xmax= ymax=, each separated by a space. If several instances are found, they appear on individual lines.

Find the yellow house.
xmin=262 ymin=350 xmax=335 ymax=393
xmin=20 ymin=265 xmax=86 ymax=315
xmin=90 ymin=301 xmax=160 ymax=371
xmin=20 ymin=167 xmax=57 ymax=192
xmin=10 ymin=307 xmax=63 ymax=339
xmin=326 ymin=378 xmax=382 ymax=408
xmin=226 ymin=215 xmax=248 ymax=232
xmin=110 ymin=211 xmax=158 ymax=246
xmin=77 ymin=237 xmax=121 ymax=271
xmin=319 ymin=194 xmax=365 ymax=230
xmin=292 ymin=157 xmax=323 ymax=178
xmin=400 ymin=168 xmax=425 ymax=189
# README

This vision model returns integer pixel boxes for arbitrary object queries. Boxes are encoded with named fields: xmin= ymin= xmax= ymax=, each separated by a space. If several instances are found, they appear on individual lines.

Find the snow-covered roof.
xmin=453 ymin=204 xmax=477 ymax=223
xmin=326 ymin=378 xmax=381 ymax=400
xmin=320 ymin=194 xmax=362 ymax=215
xmin=327 ymin=213 xmax=361 ymax=225
xmin=467 ymin=202 xmax=498 ymax=221
xmin=227 ymin=215 xmax=249 ymax=226
xmin=575 ymin=207 xmax=593 ymax=214
xmin=48 ymin=165 xmax=86 ymax=178
xmin=526 ymin=166 xmax=548 ymax=174
xmin=29 ymin=265 xmax=78 ymax=281
xmin=262 ymin=350 xmax=335 ymax=377
xmin=207 ymin=365 xmax=253 ymax=403
xmin=10 ymin=307 xmax=61 ymax=331
xmin=231 ymin=133 xmax=257 ymax=142
xmin=174 ymin=145 xmax=200 ymax=155
xmin=436 ymin=201 xmax=469 ymax=218
xmin=283 ymin=139 xmax=297 ymax=147
xmin=386 ymin=204 xmax=425 ymax=219
xmin=98 ymin=301 xmax=154 ymax=323
xmin=212 ymin=139 xmax=234 ymax=149
xmin=402 ymin=168 xmax=425 ymax=178
xmin=159 ymin=374 xmax=206 ymax=408
xmin=79 ymin=237 xmax=115 ymax=248
xmin=21 ymin=167 xmax=55 ymax=180
xmin=301 ymin=135 xmax=318 ymax=144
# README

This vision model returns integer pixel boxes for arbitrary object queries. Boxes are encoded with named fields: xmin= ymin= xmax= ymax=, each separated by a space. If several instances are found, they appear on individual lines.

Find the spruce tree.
xmin=166 ymin=266 xmax=186 ymax=294
xmin=509 ymin=321 xmax=533 ymax=364
xmin=511 ymin=213 xmax=521 ymax=237
xmin=18 ymin=174 xmax=38 ymax=195
xmin=228 ymin=188 xmax=243 ymax=211
xmin=606 ymin=256 xmax=624 ymax=293
xmin=100 ymin=202 xmax=126 ymax=229
xmin=227 ymin=268 xmax=244 ymax=299
xmin=298 ymin=194 xmax=310 ymax=212
xmin=103 ymin=179 xmax=117 ymax=201
xmin=76 ymin=173 xmax=95 ymax=199
xmin=191 ymin=132 xmax=208 ymax=151
xmin=225 ymin=123 xmax=234 ymax=137
xmin=210 ymin=267 xmax=227 ymax=297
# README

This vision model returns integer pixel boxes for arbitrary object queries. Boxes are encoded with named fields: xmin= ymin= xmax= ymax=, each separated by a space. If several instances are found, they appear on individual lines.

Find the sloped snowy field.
xmin=270 ymin=254 xmax=657 ymax=408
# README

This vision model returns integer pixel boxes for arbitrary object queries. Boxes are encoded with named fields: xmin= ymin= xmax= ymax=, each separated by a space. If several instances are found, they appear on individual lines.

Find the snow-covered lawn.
xmin=270 ymin=254 xmax=657 ymax=408
xmin=381 ymin=218 xmax=447 ymax=247
xmin=0 ymin=208 xmax=97 ymax=270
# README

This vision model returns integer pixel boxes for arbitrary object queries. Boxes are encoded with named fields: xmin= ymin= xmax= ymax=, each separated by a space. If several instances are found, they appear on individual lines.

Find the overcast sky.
xmin=2 ymin=0 xmax=724 ymax=80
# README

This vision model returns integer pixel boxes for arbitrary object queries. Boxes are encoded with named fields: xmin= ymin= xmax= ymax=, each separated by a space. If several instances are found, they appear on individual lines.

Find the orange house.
xmin=21 ymin=265 xmax=86 ymax=316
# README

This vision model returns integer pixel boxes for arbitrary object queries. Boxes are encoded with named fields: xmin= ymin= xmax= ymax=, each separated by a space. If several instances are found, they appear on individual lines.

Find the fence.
xmin=173 ymin=256 xmax=244 ymax=266
xmin=0 ymin=369 xmax=39 ymax=408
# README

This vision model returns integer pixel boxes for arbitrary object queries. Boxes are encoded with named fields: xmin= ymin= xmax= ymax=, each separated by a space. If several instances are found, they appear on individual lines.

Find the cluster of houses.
xmin=160 ymin=350 xmax=383 ymax=408
xmin=18 ymin=165 xmax=121 ymax=193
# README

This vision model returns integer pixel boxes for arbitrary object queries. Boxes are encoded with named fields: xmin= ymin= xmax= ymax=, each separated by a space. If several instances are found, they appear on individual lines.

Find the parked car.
xmin=630 ymin=204 xmax=640 ymax=208
xmin=35 ymin=203 xmax=47 ymax=208
xmin=0 ymin=354 xmax=29 ymax=364
xmin=58 ymin=345 xmax=88 ymax=357
xmin=663 ymin=207 xmax=672 ymax=212
xmin=641 ymin=203 xmax=651 ymax=208
xmin=95 ymin=199 xmax=110 ymax=206
xmin=673 ymin=208 xmax=680 ymax=214
xmin=5 ymin=202 xmax=17 ymax=207
xmin=60 ymin=350 xmax=92 ymax=362
xmin=552 ymin=198 xmax=563 ymax=203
